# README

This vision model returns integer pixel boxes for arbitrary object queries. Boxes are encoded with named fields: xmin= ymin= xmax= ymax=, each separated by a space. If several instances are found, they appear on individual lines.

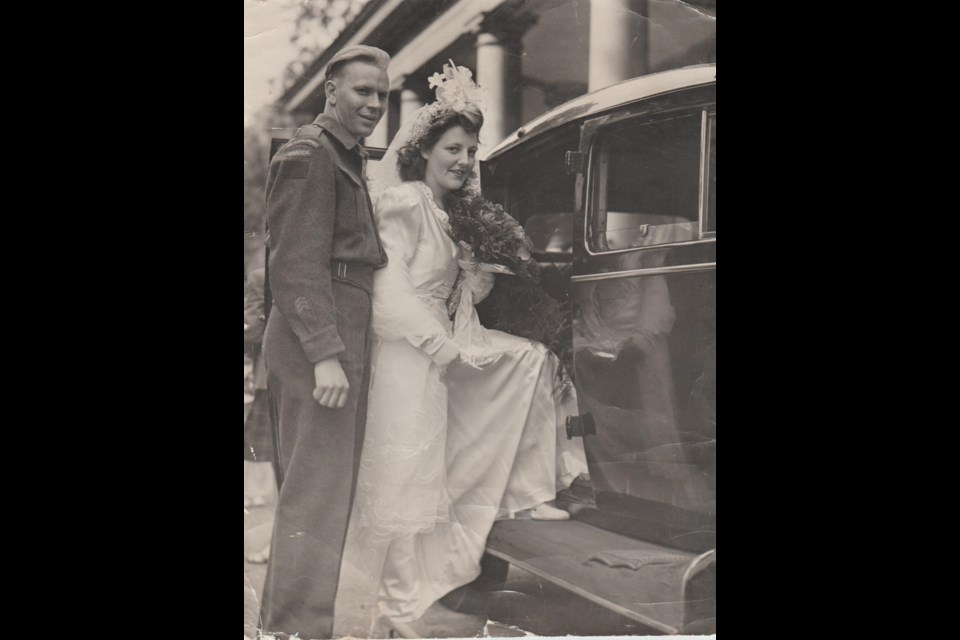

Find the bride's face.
xmin=421 ymin=125 xmax=479 ymax=200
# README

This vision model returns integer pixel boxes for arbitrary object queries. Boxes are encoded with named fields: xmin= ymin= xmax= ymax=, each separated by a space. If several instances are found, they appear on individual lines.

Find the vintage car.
xmin=474 ymin=63 xmax=716 ymax=635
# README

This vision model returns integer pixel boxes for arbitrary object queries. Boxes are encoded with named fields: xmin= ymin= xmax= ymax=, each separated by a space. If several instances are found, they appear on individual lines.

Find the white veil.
xmin=367 ymin=106 xmax=423 ymax=207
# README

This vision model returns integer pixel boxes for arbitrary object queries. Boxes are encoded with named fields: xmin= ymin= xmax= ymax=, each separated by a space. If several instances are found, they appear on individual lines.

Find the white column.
xmin=400 ymin=89 xmax=423 ymax=128
xmin=477 ymin=32 xmax=512 ymax=149
xmin=589 ymin=0 xmax=637 ymax=91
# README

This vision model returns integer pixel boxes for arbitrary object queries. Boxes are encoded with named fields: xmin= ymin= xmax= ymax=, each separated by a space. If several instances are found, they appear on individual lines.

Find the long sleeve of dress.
xmin=371 ymin=186 xmax=460 ymax=365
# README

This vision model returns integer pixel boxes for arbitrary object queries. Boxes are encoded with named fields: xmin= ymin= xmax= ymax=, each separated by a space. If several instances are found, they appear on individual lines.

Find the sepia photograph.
xmin=244 ymin=1 xmax=716 ymax=638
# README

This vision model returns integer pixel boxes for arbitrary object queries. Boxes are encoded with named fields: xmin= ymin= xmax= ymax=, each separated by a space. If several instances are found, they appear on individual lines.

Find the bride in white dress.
xmin=334 ymin=64 xmax=588 ymax=639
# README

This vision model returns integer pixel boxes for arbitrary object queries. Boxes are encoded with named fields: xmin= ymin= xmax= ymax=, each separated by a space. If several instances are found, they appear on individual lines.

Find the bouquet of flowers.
xmin=446 ymin=194 xmax=573 ymax=399
xmin=446 ymin=194 xmax=535 ymax=278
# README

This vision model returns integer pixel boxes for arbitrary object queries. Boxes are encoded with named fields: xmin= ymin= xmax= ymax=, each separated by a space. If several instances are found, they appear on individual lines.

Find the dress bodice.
xmin=402 ymin=181 xmax=460 ymax=303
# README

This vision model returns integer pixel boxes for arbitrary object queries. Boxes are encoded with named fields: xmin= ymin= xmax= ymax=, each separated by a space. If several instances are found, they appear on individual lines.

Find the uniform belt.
xmin=331 ymin=260 xmax=374 ymax=294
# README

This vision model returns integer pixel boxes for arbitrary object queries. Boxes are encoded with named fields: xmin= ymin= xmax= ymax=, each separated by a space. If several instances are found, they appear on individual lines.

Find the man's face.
xmin=326 ymin=61 xmax=389 ymax=141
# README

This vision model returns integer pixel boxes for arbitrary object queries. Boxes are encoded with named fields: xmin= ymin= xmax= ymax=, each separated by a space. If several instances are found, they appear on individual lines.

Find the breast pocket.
xmin=335 ymin=166 xmax=366 ymax=232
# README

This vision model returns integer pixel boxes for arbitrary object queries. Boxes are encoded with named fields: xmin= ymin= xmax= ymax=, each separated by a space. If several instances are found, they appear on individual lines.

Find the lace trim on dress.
xmin=410 ymin=180 xmax=452 ymax=230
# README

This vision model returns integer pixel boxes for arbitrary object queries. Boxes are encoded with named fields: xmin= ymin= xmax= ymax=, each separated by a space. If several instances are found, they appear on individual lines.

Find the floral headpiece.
xmin=408 ymin=60 xmax=485 ymax=147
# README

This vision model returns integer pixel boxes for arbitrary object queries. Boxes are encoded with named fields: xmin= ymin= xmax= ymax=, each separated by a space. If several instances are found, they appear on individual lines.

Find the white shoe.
xmin=245 ymin=494 xmax=267 ymax=508
xmin=245 ymin=543 xmax=271 ymax=564
xmin=529 ymin=503 xmax=570 ymax=521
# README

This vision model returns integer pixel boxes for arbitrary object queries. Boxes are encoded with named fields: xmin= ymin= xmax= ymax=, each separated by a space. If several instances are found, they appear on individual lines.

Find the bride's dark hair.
xmin=397 ymin=105 xmax=484 ymax=206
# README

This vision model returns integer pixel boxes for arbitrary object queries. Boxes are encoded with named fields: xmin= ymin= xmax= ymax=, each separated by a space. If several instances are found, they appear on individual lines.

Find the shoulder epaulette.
xmin=274 ymin=125 xmax=328 ymax=160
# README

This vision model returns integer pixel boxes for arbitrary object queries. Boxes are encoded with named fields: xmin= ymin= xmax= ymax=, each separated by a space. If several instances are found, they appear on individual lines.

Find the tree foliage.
xmin=245 ymin=1 xmax=370 ymax=275
xmin=281 ymin=0 xmax=371 ymax=94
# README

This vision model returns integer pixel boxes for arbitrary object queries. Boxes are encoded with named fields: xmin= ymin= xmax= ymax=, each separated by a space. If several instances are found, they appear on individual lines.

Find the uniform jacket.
xmin=265 ymin=113 xmax=387 ymax=363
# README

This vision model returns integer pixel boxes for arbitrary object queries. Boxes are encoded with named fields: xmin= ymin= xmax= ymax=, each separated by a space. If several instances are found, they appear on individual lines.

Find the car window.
xmin=489 ymin=127 xmax=579 ymax=256
xmin=588 ymin=110 xmax=709 ymax=252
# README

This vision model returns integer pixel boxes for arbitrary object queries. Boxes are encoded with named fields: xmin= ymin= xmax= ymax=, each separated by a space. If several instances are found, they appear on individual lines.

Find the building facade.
xmin=279 ymin=0 xmax=716 ymax=151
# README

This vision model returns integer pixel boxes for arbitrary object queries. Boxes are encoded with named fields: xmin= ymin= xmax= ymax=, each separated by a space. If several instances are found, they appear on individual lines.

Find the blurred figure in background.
xmin=244 ymin=267 xmax=276 ymax=563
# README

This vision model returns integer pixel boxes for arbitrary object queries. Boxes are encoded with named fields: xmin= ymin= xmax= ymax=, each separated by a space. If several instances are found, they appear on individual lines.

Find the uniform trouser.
xmin=259 ymin=279 xmax=372 ymax=640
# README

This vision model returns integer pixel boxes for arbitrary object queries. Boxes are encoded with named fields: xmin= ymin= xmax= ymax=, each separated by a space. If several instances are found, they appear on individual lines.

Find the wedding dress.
xmin=333 ymin=179 xmax=588 ymax=636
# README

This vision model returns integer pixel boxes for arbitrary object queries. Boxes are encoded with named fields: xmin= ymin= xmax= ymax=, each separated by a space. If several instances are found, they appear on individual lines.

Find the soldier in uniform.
xmin=258 ymin=45 xmax=390 ymax=640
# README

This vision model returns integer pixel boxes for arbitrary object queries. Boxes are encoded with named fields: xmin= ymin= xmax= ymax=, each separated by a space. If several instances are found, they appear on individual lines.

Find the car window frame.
xmin=581 ymin=92 xmax=716 ymax=257
xmin=699 ymin=108 xmax=716 ymax=239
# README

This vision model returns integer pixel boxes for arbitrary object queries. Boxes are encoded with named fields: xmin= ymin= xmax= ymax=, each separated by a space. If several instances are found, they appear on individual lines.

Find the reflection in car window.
xmin=590 ymin=111 xmax=705 ymax=252
xmin=495 ymin=129 xmax=578 ymax=255
xmin=525 ymin=212 xmax=572 ymax=255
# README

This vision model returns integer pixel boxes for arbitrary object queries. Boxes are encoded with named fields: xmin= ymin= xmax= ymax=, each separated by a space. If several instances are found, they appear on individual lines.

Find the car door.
xmin=568 ymin=84 xmax=716 ymax=553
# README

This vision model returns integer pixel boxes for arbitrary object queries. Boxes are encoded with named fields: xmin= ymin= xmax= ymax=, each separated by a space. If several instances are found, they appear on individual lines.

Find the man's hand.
xmin=313 ymin=357 xmax=350 ymax=409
